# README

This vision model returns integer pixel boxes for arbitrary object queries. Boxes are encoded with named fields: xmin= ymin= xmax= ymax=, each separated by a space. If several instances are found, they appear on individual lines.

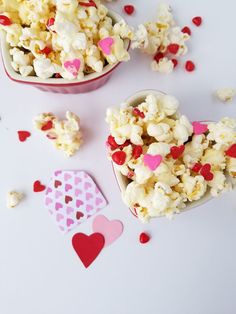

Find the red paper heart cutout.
xmin=54 ymin=180 xmax=62 ymax=188
xmin=76 ymin=211 xmax=84 ymax=220
xmin=79 ymin=0 xmax=96 ymax=7
xmin=17 ymin=131 xmax=31 ymax=142
xmin=33 ymin=180 xmax=46 ymax=192
xmin=41 ymin=120 xmax=53 ymax=131
xmin=225 ymin=144 xmax=236 ymax=158
xmin=170 ymin=145 xmax=185 ymax=159
xmin=65 ymin=195 xmax=73 ymax=204
xmin=200 ymin=163 xmax=214 ymax=181
xmin=72 ymin=233 xmax=105 ymax=268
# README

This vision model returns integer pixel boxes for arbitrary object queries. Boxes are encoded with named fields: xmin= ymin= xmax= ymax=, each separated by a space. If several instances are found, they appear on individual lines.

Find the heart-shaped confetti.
xmin=170 ymin=145 xmax=185 ymax=159
xmin=139 ymin=232 xmax=150 ymax=244
xmin=33 ymin=180 xmax=46 ymax=192
xmin=17 ymin=131 xmax=31 ymax=142
xmin=64 ymin=59 xmax=81 ymax=77
xmin=112 ymin=151 xmax=126 ymax=165
xmin=192 ymin=121 xmax=208 ymax=135
xmin=225 ymin=144 xmax=236 ymax=158
xmin=93 ymin=215 xmax=123 ymax=247
xmin=98 ymin=37 xmax=114 ymax=55
xmin=72 ymin=233 xmax=105 ymax=268
xmin=143 ymin=154 xmax=162 ymax=171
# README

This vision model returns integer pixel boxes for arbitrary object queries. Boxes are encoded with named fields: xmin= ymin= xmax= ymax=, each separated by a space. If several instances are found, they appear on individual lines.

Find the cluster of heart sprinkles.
xmin=106 ymin=93 xmax=236 ymax=222
xmin=0 ymin=0 xmax=132 ymax=79
xmin=131 ymin=3 xmax=202 ymax=74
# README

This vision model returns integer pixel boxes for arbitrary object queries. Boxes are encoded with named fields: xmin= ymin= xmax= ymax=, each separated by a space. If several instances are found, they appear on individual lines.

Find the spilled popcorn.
xmin=6 ymin=191 xmax=24 ymax=208
xmin=34 ymin=111 xmax=82 ymax=157
xmin=0 ymin=0 xmax=132 ymax=79
xmin=216 ymin=88 xmax=236 ymax=103
xmin=131 ymin=3 xmax=190 ymax=74
xmin=106 ymin=93 xmax=236 ymax=222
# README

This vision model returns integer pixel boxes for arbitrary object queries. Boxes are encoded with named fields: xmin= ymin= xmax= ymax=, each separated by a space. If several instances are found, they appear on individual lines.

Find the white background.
xmin=0 ymin=0 xmax=236 ymax=313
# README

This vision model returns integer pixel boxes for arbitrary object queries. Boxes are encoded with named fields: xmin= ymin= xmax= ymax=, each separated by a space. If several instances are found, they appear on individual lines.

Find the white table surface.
xmin=0 ymin=1 xmax=236 ymax=313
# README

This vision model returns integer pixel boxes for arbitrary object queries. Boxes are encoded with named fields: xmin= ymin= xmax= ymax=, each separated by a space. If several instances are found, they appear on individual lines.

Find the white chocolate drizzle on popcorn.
xmin=106 ymin=93 xmax=236 ymax=222
xmin=34 ymin=111 xmax=82 ymax=157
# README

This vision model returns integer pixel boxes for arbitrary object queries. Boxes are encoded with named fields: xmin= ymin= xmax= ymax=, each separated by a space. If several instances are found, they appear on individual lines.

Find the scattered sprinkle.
xmin=139 ymin=232 xmax=150 ymax=244
xmin=192 ymin=16 xmax=202 ymax=27
xmin=185 ymin=60 xmax=195 ymax=72
xmin=123 ymin=5 xmax=135 ymax=15
xmin=181 ymin=26 xmax=191 ymax=36
xmin=17 ymin=131 xmax=31 ymax=142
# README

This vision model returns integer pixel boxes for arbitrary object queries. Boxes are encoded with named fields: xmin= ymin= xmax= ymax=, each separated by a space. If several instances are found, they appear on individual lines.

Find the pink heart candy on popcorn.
xmin=143 ymin=154 xmax=162 ymax=171
xmin=64 ymin=59 xmax=81 ymax=77
xmin=192 ymin=121 xmax=208 ymax=135
xmin=98 ymin=37 xmax=114 ymax=55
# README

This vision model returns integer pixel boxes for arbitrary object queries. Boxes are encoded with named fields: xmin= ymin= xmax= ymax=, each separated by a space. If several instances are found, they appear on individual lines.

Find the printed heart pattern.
xmin=44 ymin=170 xmax=107 ymax=233
xmin=98 ymin=37 xmax=114 ymax=55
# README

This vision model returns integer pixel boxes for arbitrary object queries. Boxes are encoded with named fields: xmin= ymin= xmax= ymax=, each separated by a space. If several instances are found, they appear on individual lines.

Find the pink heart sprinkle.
xmin=56 ymin=213 xmax=64 ymax=222
xmin=55 ymin=170 xmax=62 ymax=176
xmin=65 ymin=184 xmax=72 ymax=192
xmin=92 ymin=215 xmax=123 ymax=247
xmin=64 ymin=59 xmax=81 ymax=77
xmin=55 ymin=190 xmax=62 ymax=199
xmin=66 ymin=218 xmax=74 ymax=227
xmin=98 ymin=37 xmax=114 ymax=55
xmin=59 ymin=225 xmax=65 ymax=231
xmin=192 ymin=121 xmax=208 ymax=135
xmin=84 ymin=182 xmax=92 ymax=190
xmin=46 ymin=187 xmax=52 ymax=195
xmin=64 ymin=173 xmax=72 ymax=181
xmin=55 ymin=202 xmax=63 ymax=210
xmin=45 ymin=197 xmax=53 ymax=206
xmin=76 ymin=199 xmax=84 ymax=208
xmin=86 ymin=204 xmax=93 ymax=212
xmin=143 ymin=154 xmax=162 ymax=171
xmin=86 ymin=192 xmax=93 ymax=201
xmin=75 ymin=189 xmax=82 ymax=196
xmin=74 ymin=177 xmax=82 ymax=185
xmin=95 ymin=198 xmax=103 ymax=206
xmin=66 ymin=207 xmax=74 ymax=215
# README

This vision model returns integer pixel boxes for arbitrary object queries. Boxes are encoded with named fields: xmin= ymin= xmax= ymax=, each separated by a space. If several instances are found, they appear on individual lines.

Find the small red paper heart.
xmin=112 ymin=151 xmax=126 ymax=165
xmin=41 ymin=120 xmax=53 ymax=131
xmin=132 ymin=145 xmax=143 ymax=159
xmin=33 ymin=180 xmax=46 ymax=192
xmin=200 ymin=163 xmax=214 ymax=181
xmin=54 ymin=180 xmax=62 ymax=188
xmin=76 ymin=211 xmax=84 ymax=220
xmin=17 ymin=131 xmax=31 ymax=142
xmin=170 ymin=145 xmax=185 ymax=159
xmin=192 ymin=16 xmax=202 ymax=27
xmin=79 ymin=0 xmax=96 ymax=7
xmin=65 ymin=195 xmax=73 ymax=204
xmin=225 ymin=144 xmax=236 ymax=158
xmin=124 ymin=5 xmax=135 ymax=15
xmin=139 ymin=232 xmax=150 ymax=244
xmin=0 ymin=15 xmax=12 ymax=26
xmin=72 ymin=233 xmax=105 ymax=268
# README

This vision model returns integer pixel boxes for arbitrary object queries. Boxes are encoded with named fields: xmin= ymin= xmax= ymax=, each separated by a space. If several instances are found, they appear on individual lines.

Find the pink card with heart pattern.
xmin=45 ymin=171 xmax=107 ymax=234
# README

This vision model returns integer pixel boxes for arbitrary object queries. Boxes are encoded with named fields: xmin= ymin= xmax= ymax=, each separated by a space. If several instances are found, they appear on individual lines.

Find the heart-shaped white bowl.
xmin=0 ymin=10 xmax=130 ymax=94
xmin=111 ymin=89 xmax=231 ymax=219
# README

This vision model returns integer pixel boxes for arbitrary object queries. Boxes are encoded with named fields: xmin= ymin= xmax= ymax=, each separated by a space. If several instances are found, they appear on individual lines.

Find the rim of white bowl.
xmin=0 ymin=10 xmax=130 ymax=86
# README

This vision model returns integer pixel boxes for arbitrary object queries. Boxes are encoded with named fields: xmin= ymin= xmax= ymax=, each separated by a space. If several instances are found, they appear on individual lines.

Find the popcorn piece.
xmin=34 ymin=111 xmax=82 ymax=157
xmin=6 ymin=191 xmax=23 ymax=208
xmin=216 ymin=88 xmax=236 ymax=103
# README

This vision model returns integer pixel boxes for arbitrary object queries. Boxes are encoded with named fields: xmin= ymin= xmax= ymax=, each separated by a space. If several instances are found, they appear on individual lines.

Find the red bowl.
xmin=0 ymin=10 xmax=130 ymax=94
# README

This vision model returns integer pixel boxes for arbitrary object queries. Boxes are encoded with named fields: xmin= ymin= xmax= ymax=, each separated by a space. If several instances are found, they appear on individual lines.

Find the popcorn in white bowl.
xmin=106 ymin=90 xmax=236 ymax=222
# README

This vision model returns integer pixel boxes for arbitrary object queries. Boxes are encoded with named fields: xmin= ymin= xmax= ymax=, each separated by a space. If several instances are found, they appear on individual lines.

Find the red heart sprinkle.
xmin=79 ymin=0 xmax=97 ymax=7
xmin=192 ymin=16 xmax=202 ymax=27
xmin=46 ymin=18 xmax=55 ymax=29
xmin=185 ymin=60 xmax=195 ymax=72
xmin=171 ymin=59 xmax=178 ymax=68
xmin=225 ymin=144 xmax=236 ymax=158
xmin=123 ymin=5 xmax=135 ymax=15
xmin=107 ymin=135 xmax=119 ymax=150
xmin=133 ymin=107 xmax=145 ymax=119
xmin=181 ymin=26 xmax=191 ymax=36
xmin=46 ymin=133 xmax=57 ymax=140
xmin=40 ymin=46 xmax=52 ymax=55
xmin=0 ymin=15 xmax=12 ymax=26
xmin=120 ymin=140 xmax=131 ymax=149
xmin=154 ymin=52 xmax=164 ymax=63
xmin=33 ymin=180 xmax=46 ymax=192
xmin=54 ymin=180 xmax=62 ymax=188
xmin=72 ymin=232 xmax=105 ymax=268
xmin=139 ymin=232 xmax=150 ymax=244
xmin=200 ymin=163 xmax=214 ymax=181
xmin=76 ymin=212 xmax=84 ymax=220
xmin=112 ymin=151 xmax=126 ymax=165
xmin=65 ymin=195 xmax=73 ymax=204
xmin=127 ymin=170 xmax=134 ymax=179
xmin=17 ymin=131 xmax=31 ymax=142
xmin=170 ymin=145 xmax=185 ymax=159
xmin=132 ymin=145 xmax=143 ymax=159
xmin=167 ymin=43 xmax=179 ymax=54
xmin=41 ymin=120 xmax=53 ymax=131
xmin=192 ymin=162 xmax=202 ymax=173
